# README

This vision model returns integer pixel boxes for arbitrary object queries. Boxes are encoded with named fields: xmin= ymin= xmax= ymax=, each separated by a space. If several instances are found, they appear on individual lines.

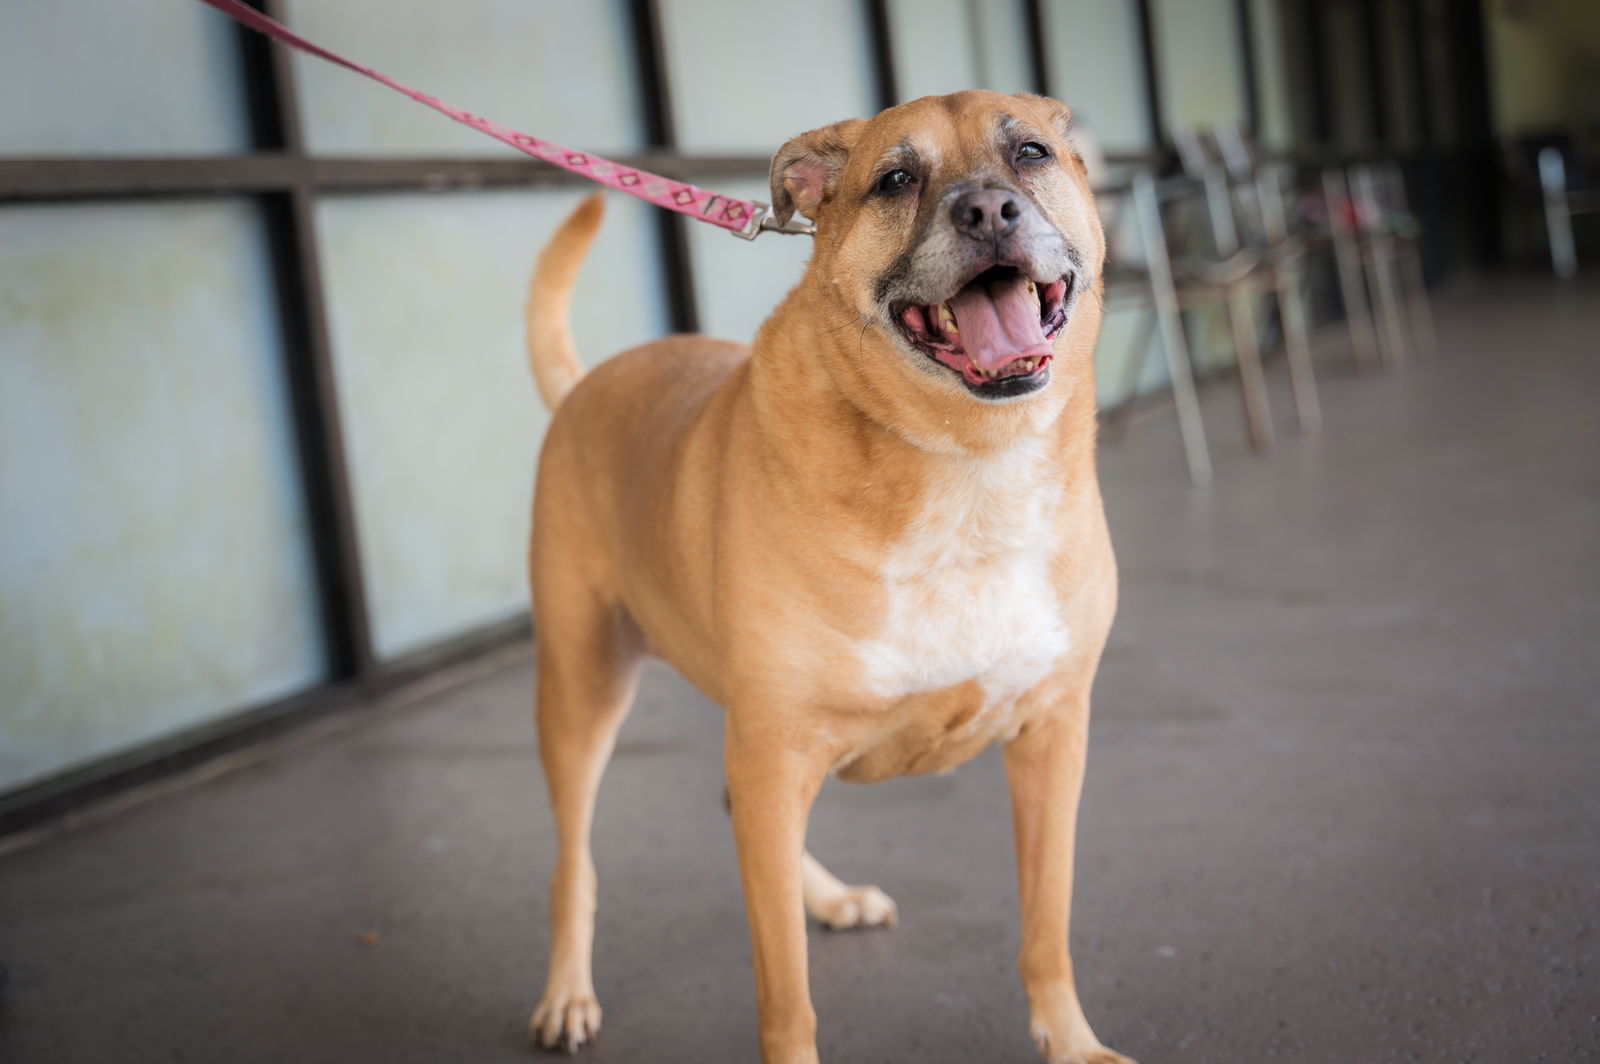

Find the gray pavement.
xmin=2 ymin=275 xmax=1597 ymax=1063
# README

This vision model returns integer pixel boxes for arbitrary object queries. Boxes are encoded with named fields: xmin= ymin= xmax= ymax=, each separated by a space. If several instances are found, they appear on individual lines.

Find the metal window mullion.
xmin=1235 ymin=0 xmax=1262 ymax=137
xmin=629 ymin=0 xmax=701 ymax=336
xmin=1302 ymin=0 xmax=1333 ymax=146
xmin=250 ymin=0 xmax=377 ymax=682
xmin=1023 ymin=0 xmax=1051 ymax=98
xmin=1359 ymin=0 xmax=1390 ymax=146
xmin=1133 ymin=0 xmax=1166 ymax=151
xmin=865 ymin=0 xmax=900 ymax=111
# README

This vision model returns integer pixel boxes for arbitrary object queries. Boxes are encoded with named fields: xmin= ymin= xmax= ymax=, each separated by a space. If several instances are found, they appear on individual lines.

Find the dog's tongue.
xmin=948 ymin=274 xmax=1051 ymax=371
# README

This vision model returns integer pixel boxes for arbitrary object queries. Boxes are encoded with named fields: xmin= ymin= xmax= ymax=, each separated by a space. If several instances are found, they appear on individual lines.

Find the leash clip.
xmin=735 ymin=202 xmax=817 ymax=240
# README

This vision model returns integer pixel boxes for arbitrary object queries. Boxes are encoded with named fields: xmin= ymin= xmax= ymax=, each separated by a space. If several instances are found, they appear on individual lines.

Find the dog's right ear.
xmin=769 ymin=118 xmax=865 ymax=228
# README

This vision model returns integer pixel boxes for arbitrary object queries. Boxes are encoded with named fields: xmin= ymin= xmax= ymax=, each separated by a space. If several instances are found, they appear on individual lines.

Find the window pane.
xmin=1152 ymin=0 xmax=1248 ymax=133
xmin=887 ymin=0 xmax=1037 ymax=101
xmin=1040 ymin=2 xmax=1153 ymax=153
xmin=0 ymin=200 xmax=325 ymax=792
xmin=971 ymin=0 xmax=1039 ymax=98
xmin=0 ymin=0 xmax=249 ymax=156
xmin=315 ymin=189 xmax=668 ymax=660
xmin=286 ymin=0 xmax=643 ymax=156
xmin=659 ymin=0 xmax=877 ymax=154
xmin=684 ymin=176 xmax=812 ymax=347
xmin=888 ymin=0 xmax=981 ymax=101
xmin=1250 ymin=0 xmax=1296 ymax=151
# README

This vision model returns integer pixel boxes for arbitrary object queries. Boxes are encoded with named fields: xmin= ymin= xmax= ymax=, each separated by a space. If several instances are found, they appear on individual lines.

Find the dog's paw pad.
xmin=529 ymin=990 xmax=602 ymax=1054
xmin=812 ymin=884 xmax=898 ymax=931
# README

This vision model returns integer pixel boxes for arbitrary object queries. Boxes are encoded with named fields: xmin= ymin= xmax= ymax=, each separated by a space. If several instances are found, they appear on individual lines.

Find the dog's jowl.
xmin=523 ymin=91 xmax=1131 ymax=1064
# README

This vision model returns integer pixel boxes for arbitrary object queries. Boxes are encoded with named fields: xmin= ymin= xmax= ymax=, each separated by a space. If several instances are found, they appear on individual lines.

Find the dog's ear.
xmin=769 ymin=118 xmax=866 ymax=227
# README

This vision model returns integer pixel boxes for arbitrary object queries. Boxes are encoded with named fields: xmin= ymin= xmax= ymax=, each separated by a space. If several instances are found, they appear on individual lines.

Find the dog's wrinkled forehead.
xmin=767 ymin=91 xmax=1081 ymax=230
xmin=859 ymin=106 xmax=1068 ymax=188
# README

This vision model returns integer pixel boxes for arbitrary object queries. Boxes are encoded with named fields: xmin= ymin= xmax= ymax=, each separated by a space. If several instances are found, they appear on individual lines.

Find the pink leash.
xmin=197 ymin=0 xmax=812 ymax=240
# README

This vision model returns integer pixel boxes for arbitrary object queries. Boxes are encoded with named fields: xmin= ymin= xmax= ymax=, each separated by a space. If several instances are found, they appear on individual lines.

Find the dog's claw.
xmin=529 ymin=991 xmax=602 ymax=1055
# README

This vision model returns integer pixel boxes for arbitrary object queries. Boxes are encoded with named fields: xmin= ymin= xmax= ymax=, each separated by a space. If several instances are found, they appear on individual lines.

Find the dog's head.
xmin=770 ymin=90 xmax=1104 ymax=423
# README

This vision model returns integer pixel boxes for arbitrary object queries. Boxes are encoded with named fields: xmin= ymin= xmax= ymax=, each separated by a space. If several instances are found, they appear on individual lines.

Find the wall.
xmin=1484 ymin=0 xmax=1600 ymax=133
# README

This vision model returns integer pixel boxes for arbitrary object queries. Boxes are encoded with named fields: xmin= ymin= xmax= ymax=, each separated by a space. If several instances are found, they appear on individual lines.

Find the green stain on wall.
xmin=0 ymin=200 xmax=325 ymax=793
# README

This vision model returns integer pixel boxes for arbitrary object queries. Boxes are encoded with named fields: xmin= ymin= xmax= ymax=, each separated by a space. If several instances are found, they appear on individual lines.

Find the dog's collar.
xmin=735 ymin=204 xmax=819 ymax=240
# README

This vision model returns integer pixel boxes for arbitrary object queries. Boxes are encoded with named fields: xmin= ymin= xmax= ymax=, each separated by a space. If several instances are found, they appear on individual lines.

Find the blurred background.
xmin=4 ymin=0 xmax=1595 ymax=823
xmin=2 ymin=3 xmax=1598 ymax=1063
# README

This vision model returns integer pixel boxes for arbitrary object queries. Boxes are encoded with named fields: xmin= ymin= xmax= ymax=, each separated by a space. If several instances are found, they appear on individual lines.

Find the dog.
xmin=522 ymin=90 xmax=1130 ymax=1064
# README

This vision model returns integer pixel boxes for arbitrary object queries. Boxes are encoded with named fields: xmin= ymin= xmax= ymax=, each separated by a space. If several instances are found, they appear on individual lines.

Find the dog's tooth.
xmin=938 ymin=302 xmax=958 ymax=334
xmin=1026 ymin=279 xmax=1039 ymax=304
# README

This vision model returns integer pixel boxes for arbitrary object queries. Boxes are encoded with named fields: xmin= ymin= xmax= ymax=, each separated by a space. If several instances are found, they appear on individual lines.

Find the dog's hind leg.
xmin=527 ymin=574 xmax=643 ymax=1054
xmin=800 ymin=850 xmax=898 ymax=931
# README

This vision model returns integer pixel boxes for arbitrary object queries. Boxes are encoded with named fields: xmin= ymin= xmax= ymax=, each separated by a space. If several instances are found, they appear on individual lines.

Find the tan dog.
xmin=523 ymin=90 xmax=1130 ymax=1064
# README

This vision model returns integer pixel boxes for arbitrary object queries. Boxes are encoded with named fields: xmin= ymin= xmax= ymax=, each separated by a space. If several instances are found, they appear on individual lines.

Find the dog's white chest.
xmin=856 ymin=445 xmax=1071 ymax=706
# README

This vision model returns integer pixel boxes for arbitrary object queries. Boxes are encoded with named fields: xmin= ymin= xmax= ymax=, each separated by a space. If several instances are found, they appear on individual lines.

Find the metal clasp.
xmin=733 ymin=201 xmax=817 ymax=240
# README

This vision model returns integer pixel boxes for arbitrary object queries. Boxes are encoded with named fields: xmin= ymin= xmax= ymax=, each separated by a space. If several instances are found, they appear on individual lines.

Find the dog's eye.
xmin=1016 ymin=142 xmax=1051 ymax=162
xmin=876 ymin=168 xmax=915 ymax=194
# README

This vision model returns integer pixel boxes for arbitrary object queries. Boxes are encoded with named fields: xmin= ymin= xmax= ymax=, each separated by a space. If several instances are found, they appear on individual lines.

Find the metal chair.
xmin=1350 ymin=161 xmax=1437 ymax=366
xmin=1096 ymin=171 xmax=1214 ymax=485
xmin=1213 ymin=126 xmax=1384 ymax=377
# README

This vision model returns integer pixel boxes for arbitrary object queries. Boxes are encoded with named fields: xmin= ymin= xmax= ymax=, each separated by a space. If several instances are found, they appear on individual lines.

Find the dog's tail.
xmin=525 ymin=192 xmax=604 ymax=409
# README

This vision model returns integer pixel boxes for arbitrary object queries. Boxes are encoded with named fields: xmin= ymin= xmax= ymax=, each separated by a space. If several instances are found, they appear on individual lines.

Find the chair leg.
xmin=1133 ymin=171 xmax=1212 ymax=486
xmin=1225 ymin=288 xmax=1275 ymax=452
xmin=1324 ymin=169 xmax=1382 ymax=372
xmin=1356 ymin=167 xmax=1412 ymax=370
xmin=1539 ymin=147 xmax=1579 ymax=280
xmin=1382 ymin=162 xmax=1439 ymax=362
xmin=1276 ymin=265 xmax=1323 ymax=433
xmin=1156 ymin=299 xmax=1211 ymax=485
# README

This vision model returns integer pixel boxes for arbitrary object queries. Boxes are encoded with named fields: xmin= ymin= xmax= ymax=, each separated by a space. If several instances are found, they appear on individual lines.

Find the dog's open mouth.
xmin=893 ymin=266 xmax=1072 ymax=395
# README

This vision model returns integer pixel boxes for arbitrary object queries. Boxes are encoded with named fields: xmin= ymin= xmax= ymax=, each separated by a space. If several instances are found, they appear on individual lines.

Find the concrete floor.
xmin=2 ymin=275 xmax=1598 ymax=1064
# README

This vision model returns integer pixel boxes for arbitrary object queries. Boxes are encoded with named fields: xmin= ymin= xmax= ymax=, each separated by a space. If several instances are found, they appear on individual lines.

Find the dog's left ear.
xmin=769 ymin=118 xmax=866 ymax=227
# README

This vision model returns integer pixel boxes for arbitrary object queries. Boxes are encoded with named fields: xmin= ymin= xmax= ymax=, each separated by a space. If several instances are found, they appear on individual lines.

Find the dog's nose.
xmin=949 ymin=189 xmax=1021 ymax=242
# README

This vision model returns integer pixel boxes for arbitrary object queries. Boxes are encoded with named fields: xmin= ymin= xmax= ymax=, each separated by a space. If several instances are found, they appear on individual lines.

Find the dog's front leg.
xmin=726 ymin=727 xmax=830 ymax=1064
xmin=1006 ymin=706 xmax=1137 ymax=1064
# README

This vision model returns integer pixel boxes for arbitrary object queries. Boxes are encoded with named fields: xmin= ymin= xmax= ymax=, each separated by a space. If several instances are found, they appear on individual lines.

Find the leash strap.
xmin=198 ymin=0 xmax=800 ymax=239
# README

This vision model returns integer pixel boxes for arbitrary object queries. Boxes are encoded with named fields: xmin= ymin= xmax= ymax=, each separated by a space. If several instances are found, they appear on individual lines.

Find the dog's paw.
xmin=808 ymin=883 xmax=898 ymax=931
xmin=1030 ymin=1023 xmax=1137 ymax=1064
xmin=528 ymin=988 xmax=602 ymax=1054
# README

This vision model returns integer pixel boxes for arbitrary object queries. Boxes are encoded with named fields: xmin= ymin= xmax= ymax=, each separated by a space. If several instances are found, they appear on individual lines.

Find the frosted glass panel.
xmin=0 ymin=201 xmax=325 ymax=793
xmin=888 ymin=0 xmax=980 ymax=101
xmin=316 ymin=190 xmax=668 ymax=660
xmin=971 ymin=0 xmax=1038 ymax=98
xmin=1152 ymin=0 xmax=1247 ymax=133
xmin=660 ymin=0 xmax=877 ymax=154
xmin=1250 ymin=0 xmax=1295 ymax=150
xmin=685 ymin=177 xmax=812 ymax=346
xmin=888 ymin=0 xmax=1036 ymax=101
xmin=286 ymin=0 xmax=642 ymax=156
xmin=0 ymin=0 xmax=249 ymax=155
xmin=1040 ymin=2 xmax=1152 ymax=153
